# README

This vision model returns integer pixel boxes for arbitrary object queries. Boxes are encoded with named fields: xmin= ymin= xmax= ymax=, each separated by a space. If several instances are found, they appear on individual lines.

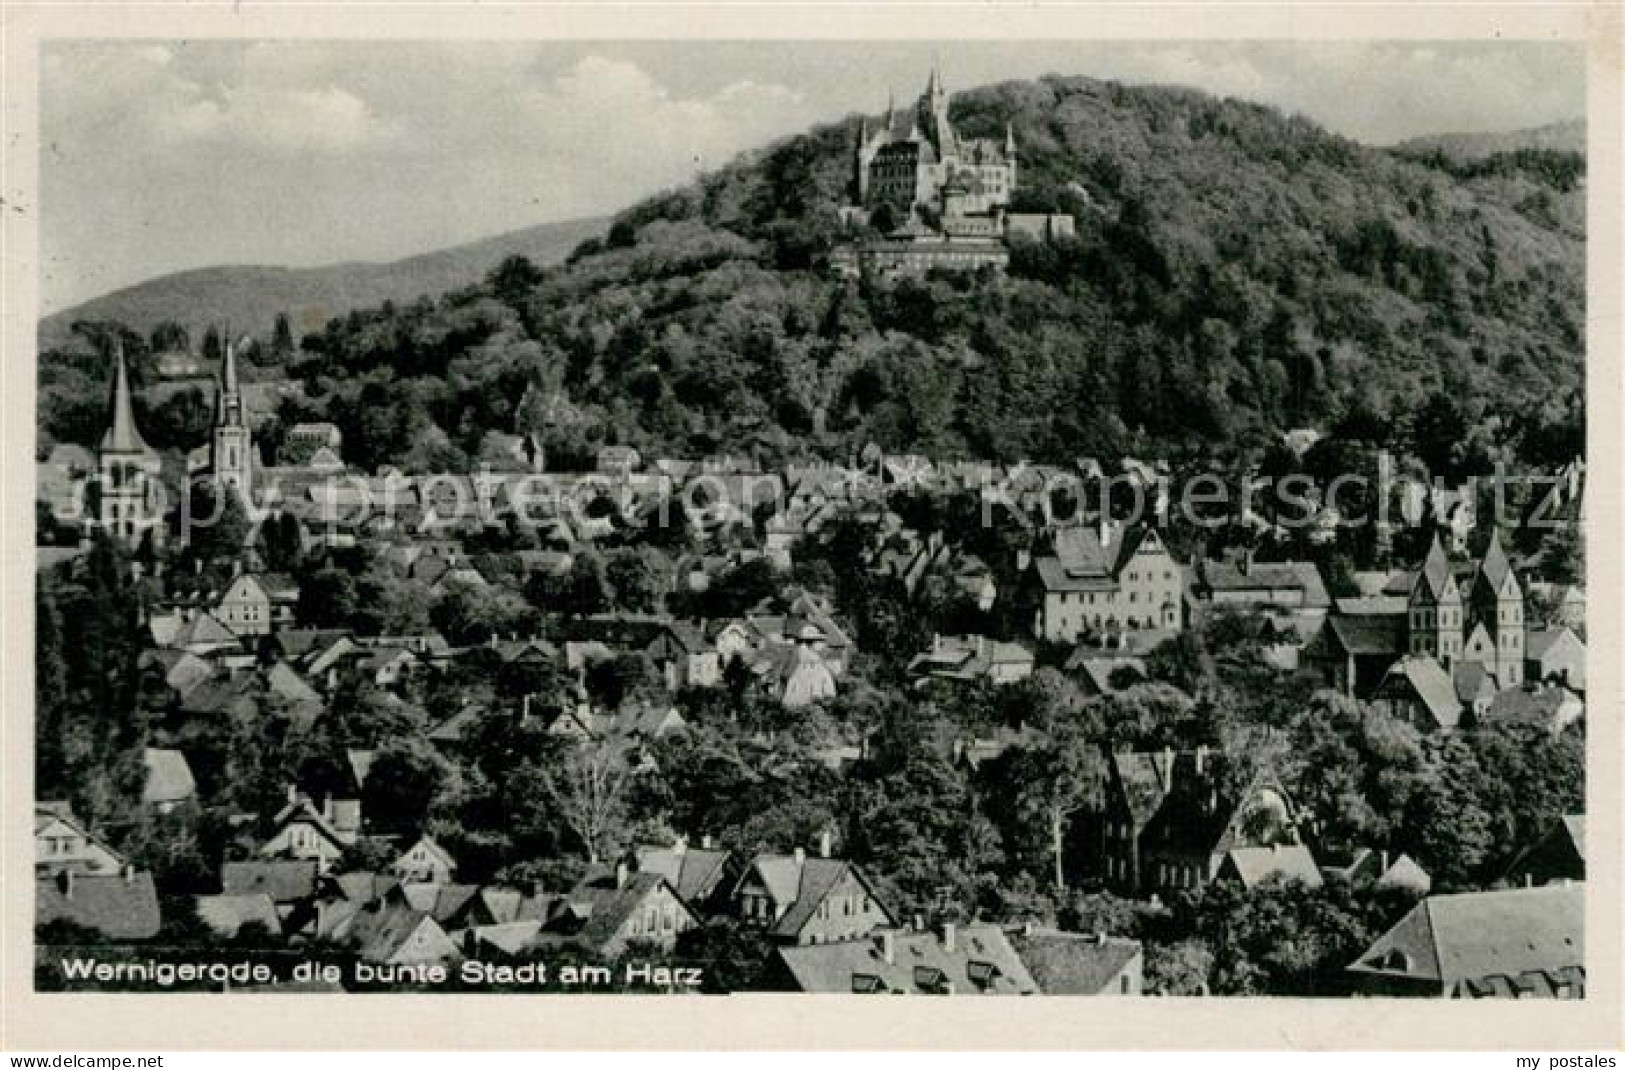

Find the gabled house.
xmin=343 ymin=899 xmax=460 ymax=965
xmin=1348 ymin=883 xmax=1584 ymax=998
xmin=34 ymin=802 xmax=124 ymax=876
xmin=632 ymin=838 xmax=736 ymax=918
xmin=1301 ymin=614 xmax=1406 ymax=697
xmin=1101 ymin=747 xmax=1301 ymax=898
xmin=1214 ymin=843 xmax=1324 ymax=890
xmin=214 ymin=572 xmax=300 ymax=637
xmin=1526 ymin=626 xmax=1585 ymax=692
xmin=644 ymin=620 xmax=721 ymax=690
xmin=1504 ymin=815 xmax=1585 ymax=887
xmin=732 ymin=840 xmax=895 ymax=946
xmin=774 ymin=923 xmax=1038 ymax=994
xmin=749 ymin=642 xmax=838 ymax=709
xmin=1373 ymin=655 xmax=1466 ymax=732
xmin=1030 ymin=522 xmax=1183 ymax=643
xmin=258 ymin=791 xmax=362 ymax=872
xmin=559 ymin=867 xmax=698 ymax=956
xmin=908 ymin=634 xmax=1033 ymax=687
xmin=141 ymin=747 xmax=197 ymax=814
xmin=393 ymin=835 xmax=458 ymax=885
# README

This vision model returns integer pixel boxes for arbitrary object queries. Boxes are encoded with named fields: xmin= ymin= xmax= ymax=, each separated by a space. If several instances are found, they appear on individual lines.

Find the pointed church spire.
xmin=1478 ymin=527 xmax=1513 ymax=592
xmin=222 ymin=335 xmax=240 ymax=396
xmin=101 ymin=337 xmax=151 ymax=455
xmin=216 ymin=333 xmax=245 ymax=428
xmin=1005 ymin=121 xmax=1017 ymax=155
xmin=1416 ymin=532 xmax=1454 ymax=601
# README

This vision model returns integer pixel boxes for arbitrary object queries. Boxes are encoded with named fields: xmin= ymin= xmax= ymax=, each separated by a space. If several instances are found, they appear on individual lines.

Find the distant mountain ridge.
xmin=38 ymin=215 xmax=607 ymax=349
xmin=1392 ymin=119 xmax=1585 ymax=161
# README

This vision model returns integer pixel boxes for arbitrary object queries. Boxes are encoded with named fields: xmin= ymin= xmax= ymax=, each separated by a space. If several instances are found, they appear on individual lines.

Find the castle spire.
xmin=1005 ymin=121 xmax=1017 ymax=155
xmin=100 ymin=337 xmax=150 ymax=455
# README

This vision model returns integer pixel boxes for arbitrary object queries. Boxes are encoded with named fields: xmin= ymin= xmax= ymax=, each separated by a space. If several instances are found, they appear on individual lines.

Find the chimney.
xmin=913 ymin=913 xmax=925 ymax=932
xmin=673 ymin=836 xmax=687 ymax=857
xmin=793 ymin=846 xmax=805 ymax=867
xmin=1195 ymin=744 xmax=1207 ymax=774
xmin=1239 ymin=548 xmax=1252 ymax=576
xmin=285 ymin=784 xmax=299 ymax=806
xmin=941 ymin=922 xmax=956 ymax=953
xmin=701 ymin=834 xmax=714 ymax=850
xmin=1380 ymin=849 xmax=1390 ymax=873
xmin=819 ymin=829 xmax=833 ymax=859
xmin=615 ymin=861 xmax=629 ymax=889
xmin=879 ymin=931 xmax=896 ymax=965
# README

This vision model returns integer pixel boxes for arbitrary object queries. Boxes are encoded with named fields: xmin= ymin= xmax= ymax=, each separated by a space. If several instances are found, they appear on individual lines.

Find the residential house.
xmin=1030 ymin=523 xmax=1184 ymax=643
xmin=1101 ymin=747 xmax=1301 ymax=898
xmin=1195 ymin=553 xmax=1331 ymax=622
xmin=732 ymin=838 xmax=895 ymax=946
xmin=343 ymin=899 xmax=460 ymax=965
xmin=258 ymin=791 xmax=362 ymax=872
xmin=36 ymin=868 xmax=162 ymax=941
xmin=34 ymin=802 xmax=124 ymax=876
xmin=1482 ymin=683 xmax=1584 ymax=735
xmin=1452 ymin=662 xmax=1498 ymax=722
xmin=1214 ymin=843 xmax=1324 ymax=890
xmin=632 ymin=838 xmax=736 ymax=918
xmin=559 ymin=866 xmax=698 ymax=956
xmin=1526 ymin=627 xmax=1585 ymax=692
xmin=774 ymin=923 xmax=1038 ymax=994
xmin=1322 ymin=848 xmax=1432 ymax=895
xmin=1348 ymin=883 xmax=1584 ymax=998
xmin=221 ymin=859 xmax=320 ymax=922
xmin=750 ymin=642 xmax=838 ymax=709
xmin=645 ymin=620 xmax=721 ymax=689
xmin=1301 ymin=614 xmax=1406 ymax=698
xmin=1504 ymin=815 xmax=1585 ymax=887
xmin=1373 ymin=655 xmax=1465 ymax=732
xmin=214 ymin=573 xmax=300 ymax=637
xmin=393 ymin=835 xmax=458 ymax=885
xmin=1011 ymin=927 xmax=1144 ymax=995
xmin=194 ymin=893 xmax=282 ymax=939
xmin=908 ymin=634 xmax=1034 ymax=687
xmin=141 ymin=747 xmax=197 ymax=814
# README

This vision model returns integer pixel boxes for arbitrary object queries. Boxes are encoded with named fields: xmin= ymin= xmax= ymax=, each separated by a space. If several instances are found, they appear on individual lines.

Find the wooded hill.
xmin=40 ymin=75 xmax=1584 ymax=476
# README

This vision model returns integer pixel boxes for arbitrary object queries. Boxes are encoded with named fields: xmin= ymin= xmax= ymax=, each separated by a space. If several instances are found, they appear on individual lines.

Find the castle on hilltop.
xmin=854 ymin=66 xmax=1018 ymax=226
xmin=834 ymin=65 xmax=1075 ymax=278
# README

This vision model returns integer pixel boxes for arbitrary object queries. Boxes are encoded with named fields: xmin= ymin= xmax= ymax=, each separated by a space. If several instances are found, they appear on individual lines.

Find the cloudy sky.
xmin=41 ymin=39 xmax=1584 ymax=313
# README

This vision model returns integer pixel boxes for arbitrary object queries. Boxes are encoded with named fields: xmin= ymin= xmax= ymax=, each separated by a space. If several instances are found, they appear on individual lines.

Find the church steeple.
xmin=101 ymin=338 xmax=152 ymax=456
xmin=216 ymin=336 xmax=244 ymax=428
xmin=212 ymin=331 xmax=253 ymax=498
xmin=96 ymin=336 xmax=162 ymax=546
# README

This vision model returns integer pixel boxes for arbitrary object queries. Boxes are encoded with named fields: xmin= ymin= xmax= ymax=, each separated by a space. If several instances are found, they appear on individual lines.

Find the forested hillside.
xmin=40 ymin=75 xmax=1585 ymax=475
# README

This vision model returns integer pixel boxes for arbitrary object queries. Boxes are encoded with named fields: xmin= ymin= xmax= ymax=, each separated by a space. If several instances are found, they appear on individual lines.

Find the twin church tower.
xmin=92 ymin=335 xmax=254 ymax=547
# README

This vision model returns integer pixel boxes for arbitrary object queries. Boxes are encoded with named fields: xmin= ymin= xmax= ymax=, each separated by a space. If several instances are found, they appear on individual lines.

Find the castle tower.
xmin=95 ymin=339 xmax=163 ymax=547
xmin=212 ymin=336 xmax=254 ymax=500
xmin=854 ymin=117 xmax=870 ymax=202
xmin=1408 ymin=533 xmax=1462 ymax=666
xmin=1472 ymin=528 xmax=1524 ymax=686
